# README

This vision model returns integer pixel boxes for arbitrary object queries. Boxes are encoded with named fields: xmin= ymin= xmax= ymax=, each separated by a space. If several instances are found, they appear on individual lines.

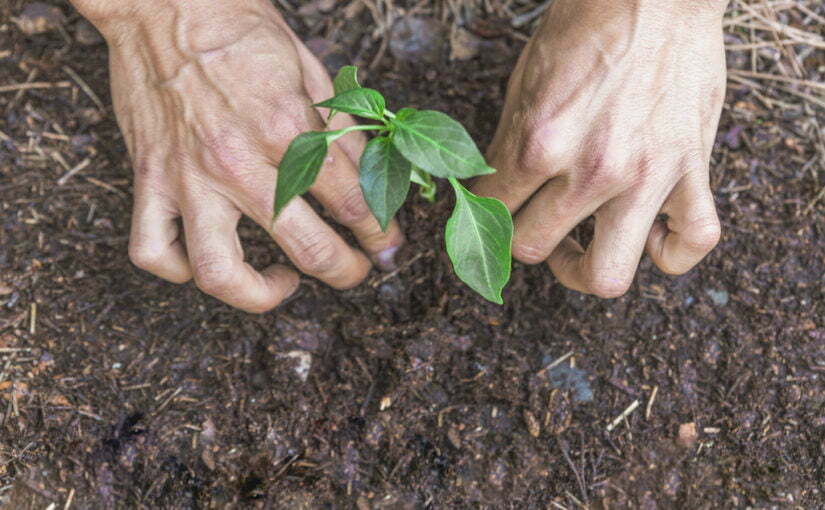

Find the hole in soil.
xmin=239 ymin=474 xmax=265 ymax=500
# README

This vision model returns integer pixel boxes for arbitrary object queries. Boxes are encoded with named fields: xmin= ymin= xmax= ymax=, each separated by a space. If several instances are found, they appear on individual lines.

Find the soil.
xmin=1 ymin=1 xmax=824 ymax=509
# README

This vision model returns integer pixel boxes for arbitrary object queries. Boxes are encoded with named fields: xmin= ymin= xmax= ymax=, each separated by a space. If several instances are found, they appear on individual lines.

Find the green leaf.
xmin=390 ymin=110 xmax=495 ymax=179
xmin=333 ymin=65 xmax=361 ymax=95
xmin=359 ymin=137 xmax=412 ymax=231
xmin=315 ymin=88 xmax=386 ymax=121
xmin=395 ymin=107 xmax=416 ymax=121
xmin=410 ymin=166 xmax=436 ymax=202
xmin=274 ymin=131 xmax=329 ymax=216
xmin=445 ymin=178 xmax=513 ymax=304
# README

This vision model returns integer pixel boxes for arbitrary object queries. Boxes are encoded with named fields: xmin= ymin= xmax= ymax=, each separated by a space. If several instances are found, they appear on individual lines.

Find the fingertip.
xmin=546 ymin=237 xmax=587 ymax=292
xmin=330 ymin=250 xmax=372 ymax=290
xmin=263 ymin=264 xmax=300 ymax=299
xmin=375 ymin=245 xmax=400 ymax=272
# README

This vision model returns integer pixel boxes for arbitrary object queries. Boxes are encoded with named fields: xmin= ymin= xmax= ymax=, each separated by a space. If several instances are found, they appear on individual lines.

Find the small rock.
xmin=389 ymin=17 xmax=447 ymax=64
xmin=93 ymin=218 xmax=113 ymax=230
xmin=545 ymin=389 xmax=573 ymax=435
xmin=297 ymin=0 xmax=336 ymax=17
xmin=450 ymin=27 xmax=482 ymax=61
xmin=201 ymin=448 xmax=216 ymax=471
xmin=78 ymin=107 xmax=105 ymax=125
xmin=447 ymin=426 xmax=462 ymax=448
xmin=724 ymin=126 xmax=743 ymax=149
xmin=280 ymin=350 xmax=312 ymax=382
xmin=548 ymin=363 xmax=593 ymax=403
xmin=705 ymin=288 xmax=729 ymax=306
xmin=523 ymin=409 xmax=540 ymax=438
xmin=14 ymin=2 xmax=64 ymax=35
xmin=201 ymin=417 xmax=216 ymax=443
xmin=74 ymin=19 xmax=103 ymax=46
xmin=677 ymin=422 xmax=697 ymax=448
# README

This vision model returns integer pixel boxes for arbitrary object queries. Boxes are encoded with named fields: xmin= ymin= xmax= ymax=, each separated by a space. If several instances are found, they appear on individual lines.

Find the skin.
xmin=474 ymin=0 xmax=728 ymax=298
xmin=70 ymin=0 xmax=727 ymax=310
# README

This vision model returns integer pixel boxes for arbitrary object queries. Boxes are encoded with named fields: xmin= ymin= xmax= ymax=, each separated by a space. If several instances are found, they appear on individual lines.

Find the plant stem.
xmin=325 ymin=124 xmax=388 ymax=144
xmin=384 ymin=110 xmax=396 ymax=119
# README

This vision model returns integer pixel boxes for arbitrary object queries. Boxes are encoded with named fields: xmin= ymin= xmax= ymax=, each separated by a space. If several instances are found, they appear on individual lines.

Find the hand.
xmin=473 ymin=0 xmax=726 ymax=298
xmin=75 ymin=0 xmax=403 ymax=312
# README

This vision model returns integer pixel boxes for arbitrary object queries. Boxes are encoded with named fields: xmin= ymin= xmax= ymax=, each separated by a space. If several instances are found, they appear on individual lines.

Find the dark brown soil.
xmin=1 ymin=1 xmax=824 ymax=509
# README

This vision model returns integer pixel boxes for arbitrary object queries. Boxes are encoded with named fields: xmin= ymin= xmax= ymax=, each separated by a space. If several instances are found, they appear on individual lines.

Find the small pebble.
xmin=281 ymin=350 xmax=312 ymax=382
xmin=74 ymin=19 xmax=103 ymax=46
xmin=705 ymin=288 xmax=729 ymax=306
xmin=449 ymin=28 xmax=482 ymax=61
xmin=14 ymin=2 xmax=64 ymax=35
xmin=389 ymin=17 xmax=447 ymax=64
xmin=677 ymin=422 xmax=697 ymax=448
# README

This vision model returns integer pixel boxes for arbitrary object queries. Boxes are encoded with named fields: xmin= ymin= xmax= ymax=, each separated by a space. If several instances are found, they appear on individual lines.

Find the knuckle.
xmin=132 ymin=152 xmax=165 ymax=181
xmin=516 ymin=122 xmax=565 ymax=176
xmin=128 ymin=240 xmax=163 ymax=272
xmin=330 ymin=185 xmax=372 ymax=226
xmin=625 ymin=154 xmax=654 ymax=188
xmin=196 ymin=127 xmax=258 ymax=185
xmin=192 ymin=255 xmax=237 ymax=295
xmin=267 ymin=99 xmax=314 ymax=144
xmin=685 ymin=217 xmax=721 ymax=252
xmin=679 ymin=148 xmax=708 ymax=174
xmin=293 ymin=230 xmax=340 ymax=275
xmin=576 ymin=153 xmax=626 ymax=193
xmin=587 ymin=272 xmax=633 ymax=299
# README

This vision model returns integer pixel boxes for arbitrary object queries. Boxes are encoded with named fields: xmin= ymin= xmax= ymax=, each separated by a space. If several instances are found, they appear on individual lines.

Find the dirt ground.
xmin=1 ymin=0 xmax=824 ymax=508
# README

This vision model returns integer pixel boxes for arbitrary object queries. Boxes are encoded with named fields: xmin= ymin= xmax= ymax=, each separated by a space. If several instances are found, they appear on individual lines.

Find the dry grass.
xmin=336 ymin=0 xmax=824 ymax=109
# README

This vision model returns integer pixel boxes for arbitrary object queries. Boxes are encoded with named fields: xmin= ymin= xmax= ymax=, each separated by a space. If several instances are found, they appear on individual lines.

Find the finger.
xmin=271 ymin=196 xmax=372 ymax=289
xmin=293 ymin=40 xmax=369 ymax=165
xmin=472 ymin=40 xmax=558 ymax=213
xmin=326 ymin=111 xmax=367 ymax=167
xmin=128 ymin=190 xmax=192 ymax=283
xmin=291 ymin=36 xmax=403 ymax=267
xmin=309 ymin=142 xmax=405 ymax=269
xmin=646 ymin=171 xmax=721 ymax=275
xmin=182 ymin=196 xmax=299 ymax=313
xmin=509 ymin=175 xmax=603 ymax=264
xmin=548 ymin=196 xmax=661 ymax=298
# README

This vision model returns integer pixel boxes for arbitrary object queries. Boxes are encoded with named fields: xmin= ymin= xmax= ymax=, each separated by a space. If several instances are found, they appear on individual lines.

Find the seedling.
xmin=274 ymin=66 xmax=513 ymax=303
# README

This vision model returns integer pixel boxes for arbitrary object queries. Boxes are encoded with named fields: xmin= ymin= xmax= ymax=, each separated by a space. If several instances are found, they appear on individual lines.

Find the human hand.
xmin=73 ymin=0 xmax=404 ymax=312
xmin=473 ymin=0 xmax=726 ymax=297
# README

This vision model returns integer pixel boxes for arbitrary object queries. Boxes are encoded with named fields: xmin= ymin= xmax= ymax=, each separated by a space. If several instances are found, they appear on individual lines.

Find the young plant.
xmin=274 ymin=66 xmax=513 ymax=303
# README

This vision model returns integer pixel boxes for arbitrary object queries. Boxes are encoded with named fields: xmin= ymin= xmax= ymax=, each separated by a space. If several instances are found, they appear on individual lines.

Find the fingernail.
xmin=375 ymin=246 xmax=399 ymax=272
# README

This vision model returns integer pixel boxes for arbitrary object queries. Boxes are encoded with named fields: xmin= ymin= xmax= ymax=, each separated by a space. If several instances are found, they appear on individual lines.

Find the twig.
xmin=729 ymin=69 xmax=825 ymax=92
xmin=645 ymin=385 xmax=658 ymax=420
xmin=557 ymin=437 xmax=589 ymax=507
xmin=546 ymin=350 xmax=574 ymax=370
xmin=84 ymin=176 xmax=126 ymax=196
xmin=0 ymin=81 xmax=71 ymax=93
xmin=370 ymin=250 xmax=430 ymax=286
xmin=512 ymin=0 xmax=554 ymax=27
xmin=62 ymin=65 xmax=106 ymax=112
xmin=802 ymin=185 xmax=825 ymax=216
xmin=64 ymin=488 xmax=75 ymax=510
xmin=606 ymin=399 xmax=639 ymax=432
xmin=57 ymin=158 xmax=92 ymax=186
xmin=29 ymin=302 xmax=37 ymax=335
